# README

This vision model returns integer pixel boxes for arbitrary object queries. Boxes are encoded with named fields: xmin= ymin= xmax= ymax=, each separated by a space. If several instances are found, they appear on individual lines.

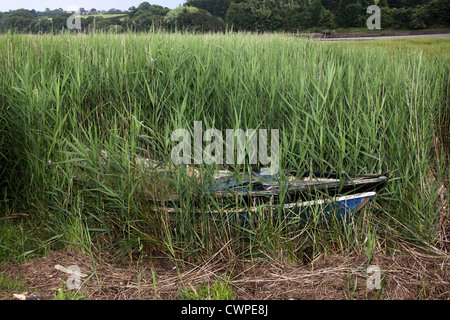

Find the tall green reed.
xmin=0 ymin=31 xmax=448 ymax=262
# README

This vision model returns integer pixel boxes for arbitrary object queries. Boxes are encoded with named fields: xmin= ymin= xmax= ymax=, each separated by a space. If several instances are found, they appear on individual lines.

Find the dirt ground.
xmin=1 ymin=247 xmax=448 ymax=300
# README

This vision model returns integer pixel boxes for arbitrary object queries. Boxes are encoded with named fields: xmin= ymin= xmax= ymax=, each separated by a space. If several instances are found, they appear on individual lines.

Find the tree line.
xmin=0 ymin=0 xmax=448 ymax=34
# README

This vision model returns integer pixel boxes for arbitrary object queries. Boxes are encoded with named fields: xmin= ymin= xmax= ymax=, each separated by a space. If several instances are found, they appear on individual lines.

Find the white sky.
xmin=0 ymin=1 xmax=183 ymax=12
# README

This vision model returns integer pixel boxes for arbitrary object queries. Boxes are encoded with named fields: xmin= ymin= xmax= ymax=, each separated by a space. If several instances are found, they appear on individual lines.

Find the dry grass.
xmin=1 ymin=247 xmax=448 ymax=300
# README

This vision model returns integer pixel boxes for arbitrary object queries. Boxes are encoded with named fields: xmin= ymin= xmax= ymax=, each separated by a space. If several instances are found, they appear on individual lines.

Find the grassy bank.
xmin=0 ymin=32 xmax=448 ymax=270
xmin=338 ymin=37 xmax=450 ymax=57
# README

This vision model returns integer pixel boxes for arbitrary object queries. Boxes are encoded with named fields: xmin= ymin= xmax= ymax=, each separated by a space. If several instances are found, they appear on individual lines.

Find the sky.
xmin=0 ymin=1 xmax=183 ymax=12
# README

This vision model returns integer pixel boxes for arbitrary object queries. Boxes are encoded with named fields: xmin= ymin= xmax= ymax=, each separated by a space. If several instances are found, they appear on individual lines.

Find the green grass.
xmin=53 ymin=281 xmax=87 ymax=300
xmin=340 ymin=37 xmax=450 ymax=57
xmin=178 ymin=280 xmax=236 ymax=300
xmin=78 ymin=14 xmax=127 ymax=21
xmin=0 ymin=31 xmax=448 ymax=267
xmin=0 ymin=219 xmax=62 ymax=264
xmin=91 ymin=14 xmax=126 ymax=19
xmin=0 ymin=274 xmax=26 ymax=295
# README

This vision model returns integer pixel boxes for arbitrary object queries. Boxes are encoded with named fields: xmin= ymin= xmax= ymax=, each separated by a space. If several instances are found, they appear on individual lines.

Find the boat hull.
xmin=282 ymin=191 xmax=376 ymax=220
xmin=154 ymin=171 xmax=390 ymax=221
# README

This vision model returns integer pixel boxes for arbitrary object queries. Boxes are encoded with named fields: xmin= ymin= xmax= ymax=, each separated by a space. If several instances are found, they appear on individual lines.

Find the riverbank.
xmin=297 ymin=28 xmax=450 ymax=39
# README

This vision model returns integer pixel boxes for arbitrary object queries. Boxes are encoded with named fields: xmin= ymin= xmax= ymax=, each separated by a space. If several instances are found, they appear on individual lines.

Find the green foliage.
xmin=381 ymin=0 xmax=450 ymax=29
xmin=0 ymin=274 xmax=26 ymax=295
xmin=51 ymin=12 xmax=72 ymax=32
xmin=178 ymin=280 xmax=236 ymax=300
xmin=336 ymin=0 xmax=365 ymax=28
xmin=0 ymin=33 xmax=447 ymax=264
xmin=0 ymin=219 xmax=60 ymax=264
xmin=185 ymin=10 xmax=225 ymax=32
xmin=0 ymin=0 xmax=448 ymax=33
xmin=311 ymin=0 xmax=326 ymax=27
xmin=127 ymin=3 xmax=170 ymax=31
xmin=164 ymin=6 xmax=196 ymax=27
xmin=409 ymin=9 xmax=427 ymax=29
xmin=2 ymin=9 xmax=34 ymax=32
xmin=30 ymin=18 xmax=53 ymax=33
xmin=53 ymin=281 xmax=86 ymax=300
xmin=226 ymin=0 xmax=307 ymax=31
xmin=164 ymin=6 xmax=225 ymax=32
xmin=185 ymin=0 xmax=232 ymax=19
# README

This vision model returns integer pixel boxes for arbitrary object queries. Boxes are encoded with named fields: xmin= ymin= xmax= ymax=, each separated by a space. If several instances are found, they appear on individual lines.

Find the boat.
xmin=201 ymin=170 xmax=392 ymax=220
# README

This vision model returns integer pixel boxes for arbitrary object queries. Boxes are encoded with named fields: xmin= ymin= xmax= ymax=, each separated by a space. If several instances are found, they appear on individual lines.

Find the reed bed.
xmin=0 ymin=31 xmax=448 ymax=264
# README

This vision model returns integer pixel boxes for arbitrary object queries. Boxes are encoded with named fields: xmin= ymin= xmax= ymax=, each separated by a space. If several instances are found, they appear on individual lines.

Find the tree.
xmin=310 ymin=0 xmax=325 ymax=28
xmin=129 ymin=10 xmax=162 ymax=31
xmin=127 ymin=3 xmax=170 ymax=31
xmin=128 ymin=6 xmax=137 ymax=19
xmin=0 ymin=12 xmax=5 ymax=31
xmin=225 ymin=0 xmax=283 ymax=32
xmin=163 ymin=6 xmax=224 ymax=31
xmin=164 ymin=6 xmax=194 ymax=28
xmin=0 ymin=0 xmax=446 ymax=34
xmin=184 ymin=0 xmax=231 ymax=19
xmin=184 ymin=8 xmax=225 ymax=31
xmin=422 ymin=0 xmax=450 ymax=26
xmin=226 ymin=2 xmax=254 ymax=31
xmin=3 ymin=9 xmax=35 ymax=32
xmin=378 ymin=0 xmax=390 ymax=7
xmin=107 ymin=8 xmax=123 ymax=14
xmin=336 ymin=0 xmax=365 ymax=27
xmin=322 ymin=0 xmax=340 ymax=11
xmin=321 ymin=10 xmax=338 ymax=29
xmin=138 ymin=2 xmax=153 ymax=11
xmin=51 ymin=12 xmax=72 ymax=31
xmin=145 ymin=4 xmax=170 ymax=16
xmin=30 ymin=18 xmax=52 ymax=33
